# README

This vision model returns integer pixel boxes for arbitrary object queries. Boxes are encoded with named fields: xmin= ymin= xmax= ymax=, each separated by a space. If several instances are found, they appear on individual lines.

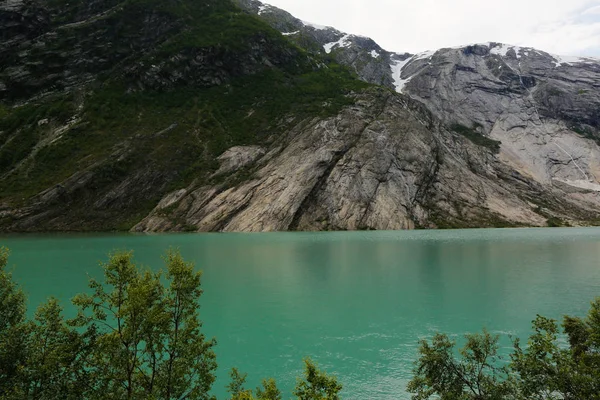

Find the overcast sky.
xmin=263 ymin=0 xmax=600 ymax=57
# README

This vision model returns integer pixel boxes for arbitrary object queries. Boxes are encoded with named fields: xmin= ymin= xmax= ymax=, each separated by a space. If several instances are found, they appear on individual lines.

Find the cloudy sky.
xmin=263 ymin=0 xmax=600 ymax=56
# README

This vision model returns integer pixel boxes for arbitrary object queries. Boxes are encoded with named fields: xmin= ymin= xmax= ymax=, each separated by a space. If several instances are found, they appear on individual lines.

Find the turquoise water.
xmin=2 ymin=228 xmax=600 ymax=399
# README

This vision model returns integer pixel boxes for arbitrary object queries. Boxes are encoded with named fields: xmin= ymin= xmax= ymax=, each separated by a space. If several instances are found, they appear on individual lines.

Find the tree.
xmin=0 ymin=247 xmax=30 ymax=397
xmin=562 ymin=298 xmax=600 ymax=388
xmin=226 ymin=367 xmax=254 ymax=400
xmin=226 ymin=367 xmax=282 ymax=400
xmin=293 ymin=358 xmax=343 ymax=400
xmin=157 ymin=250 xmax=217 ymax=400
xmin=71 ymin=249 xmax=217 ymax=399
xmin=255 ymin=378 xmax=282 ymax=400
xmin=407 ymin=330 xmax=515 ymax=400
xmin=511 ymin=300 xmax=600 ymax=399
xmin=20 ymin=298 xmax=92 ymax=399
xmin=226 ymin=359 xmax=340 ymax=400
xmin=408 ymin=298 xmax=600 ymax=400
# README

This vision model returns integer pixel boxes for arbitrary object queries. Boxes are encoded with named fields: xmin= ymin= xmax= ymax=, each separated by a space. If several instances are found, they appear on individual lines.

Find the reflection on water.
xmin=3 ymin=228 xmax=600 ymax=399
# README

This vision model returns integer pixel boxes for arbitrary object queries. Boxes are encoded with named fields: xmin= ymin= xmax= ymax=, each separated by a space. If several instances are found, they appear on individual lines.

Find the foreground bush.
xmin=0 ymin=247 xmax=342 ymax=400
xmin=408 ymin=298 xmax=600 ymax=399
xmin=3 ymin=244 xmax=598 ymax=399
xmin=227 ymin=358 xmax=341 ymax=400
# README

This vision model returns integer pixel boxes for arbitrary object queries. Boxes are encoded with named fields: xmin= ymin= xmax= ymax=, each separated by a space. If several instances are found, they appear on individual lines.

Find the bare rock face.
xmin=395 ymin=43 xmax=600 ymax=196
xmin=400 ymin=44 xmax=600 ymax=136
xmin=214 ymin=146 xmax=266 ymax=176
xmin=233 ymin=3 xmax=600 ymax=228
xmin=135 ymin=88 xmax=599 ymax=232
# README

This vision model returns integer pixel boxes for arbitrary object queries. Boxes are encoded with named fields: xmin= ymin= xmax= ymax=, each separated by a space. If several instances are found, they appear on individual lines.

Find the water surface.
xmin=3 ymin=228 xmax=600 ymax=399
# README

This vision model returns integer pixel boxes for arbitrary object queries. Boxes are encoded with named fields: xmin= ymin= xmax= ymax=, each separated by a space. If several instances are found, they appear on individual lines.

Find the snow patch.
xmin=390 ymin=56 xmax=413 ymax=93
xmin=488 ymin=44 xmax=600 ymax=66
xmin=412 ymin=50 xmax=436 ymax=62
xmin=581 ymin=56 xmax=600 ymax=63
xmin=552 ymin=54 xmax=600 ymax=67
xmin=370 ymin=50 xmax=380 ymax=58
xmin=258 ymin=4 xmax=270 ymax=15
xmin=553 ymin=55 xmax=580 ymax=67
xmin=490 ymin=43 xmax=512 ymax=57
xmin=512 ymin=46 xmax=523 ymax=59
xmin=489 ymin=44 xmax=531 ymax=59
xmin=282 ymin=31 xmax=299 ymax=36
xmin=301 ymin=20 xmax=329 ymax=30
xmin=323 ymin=34 xmax=352 ymax=54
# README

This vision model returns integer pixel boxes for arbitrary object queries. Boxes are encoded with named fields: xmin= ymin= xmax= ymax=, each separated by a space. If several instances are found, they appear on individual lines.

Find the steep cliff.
xmin=400 ymin=43 xmax=600 ymax=195
xmin=134 ymin=84 xmax=600 ymax=232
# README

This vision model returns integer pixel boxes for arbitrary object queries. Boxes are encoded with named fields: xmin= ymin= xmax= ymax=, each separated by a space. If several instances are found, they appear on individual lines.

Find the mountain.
xmin=0 ymin=0 xmax=365 ymax=230
xmin=1 ymin=0 xmax=599 ymax=232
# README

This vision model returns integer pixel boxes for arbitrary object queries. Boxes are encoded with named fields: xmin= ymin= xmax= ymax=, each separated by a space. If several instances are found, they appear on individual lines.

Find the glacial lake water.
xmin=2 ymin=228 xmax=600 ymax=399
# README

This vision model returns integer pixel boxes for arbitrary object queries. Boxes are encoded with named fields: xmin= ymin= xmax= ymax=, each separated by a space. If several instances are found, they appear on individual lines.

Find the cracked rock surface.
xmin=135 ymin=89 xmax=599 ymax=232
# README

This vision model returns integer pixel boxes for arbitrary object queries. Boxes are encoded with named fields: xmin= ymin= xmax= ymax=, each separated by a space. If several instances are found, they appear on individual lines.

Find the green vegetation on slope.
xmin=0 ymin=0 xmax=368 ymax=231
xmin=0 ymin=64 xmax=365 ymax=202
xmin=450 ymin=123 xmax=501 ymax=153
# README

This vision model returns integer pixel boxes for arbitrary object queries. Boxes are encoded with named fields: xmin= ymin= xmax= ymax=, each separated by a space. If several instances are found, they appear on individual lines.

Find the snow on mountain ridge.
xmin=466 ymin=42 xmax=600 ymax=65
xmin=237 ymin=0 xmax=600 ymax=99
xmin=390 ymin=57 xmax=413 ymax=93
xmin=257 ymin=4 xmax=270 ymax=14
xmin=323 ymin=34 xmax=352 ymax=53
xmin=301 ymin=20 xmax=331 ymax=30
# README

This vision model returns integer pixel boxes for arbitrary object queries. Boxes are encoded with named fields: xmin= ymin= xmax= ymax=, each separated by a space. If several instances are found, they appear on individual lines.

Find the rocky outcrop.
xmin=134 ymin=89 xmax=600 ymax=232
xmin=213 ymin=146 xmax=266 ymax=176
xmin=232 ymin=1 xmax=600 ymax=221
xmin=396 ymin=43 xmax=600 ymax=194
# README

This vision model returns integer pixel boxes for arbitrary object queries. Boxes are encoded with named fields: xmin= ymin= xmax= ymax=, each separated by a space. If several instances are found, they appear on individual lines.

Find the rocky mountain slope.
xmin=237 ymin=1 xmax=600 ymax=188
xmin=1 ymin=0 xmax=599 ymax=231
xmin=0 ymin=0 xmax=365 ymax=230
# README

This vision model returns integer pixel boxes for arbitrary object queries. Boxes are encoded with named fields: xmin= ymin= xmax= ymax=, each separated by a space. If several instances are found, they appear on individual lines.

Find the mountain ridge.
xmin=1 ymin=0 xmax=599 ymax=232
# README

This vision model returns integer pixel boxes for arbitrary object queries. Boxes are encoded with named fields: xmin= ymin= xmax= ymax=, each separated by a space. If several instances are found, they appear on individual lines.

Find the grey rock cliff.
xmin=221 ymin=2 xmax=600 ymax=226
xmin=399 ymin=43 xmax=600 ymax=194
xmin=134 ymin=88 xmax=599 ymax=232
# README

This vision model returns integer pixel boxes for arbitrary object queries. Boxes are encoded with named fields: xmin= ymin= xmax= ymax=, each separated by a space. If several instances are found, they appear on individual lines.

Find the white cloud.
xmin=263 ymin=0 xmax=600 ymax=56
xmin=583 ymin=5 xmax=600 ymax=14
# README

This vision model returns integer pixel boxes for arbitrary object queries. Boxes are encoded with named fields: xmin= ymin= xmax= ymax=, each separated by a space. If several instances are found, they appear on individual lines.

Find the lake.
xmin=2 ymin=228 xmax=600 ymax=399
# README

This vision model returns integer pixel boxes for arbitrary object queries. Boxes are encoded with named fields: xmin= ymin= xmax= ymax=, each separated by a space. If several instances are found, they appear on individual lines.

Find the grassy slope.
xmin=0 ymin=0 xmax=368 ymax=230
